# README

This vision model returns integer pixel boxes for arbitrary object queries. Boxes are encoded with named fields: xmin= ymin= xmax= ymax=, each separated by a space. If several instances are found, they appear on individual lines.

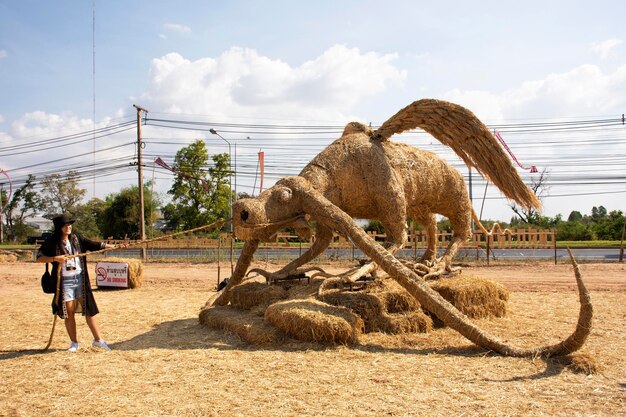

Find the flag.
xmin=258 ymin=151 xmax=265 ymax=193
xmin=154 ymin=157 xmax=209 ymax=192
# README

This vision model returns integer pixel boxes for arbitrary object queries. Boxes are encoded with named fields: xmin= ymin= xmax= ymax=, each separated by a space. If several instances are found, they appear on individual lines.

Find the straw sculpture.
xmin=207 ymin=172 xmax=591 ymax=356
xmin=264 ymin=299 xmax=364 ymax=344
xmin=204 ymin=98 xmax=592 ymax=357
xmin=102 ymin=257 xmax=144 ymax=289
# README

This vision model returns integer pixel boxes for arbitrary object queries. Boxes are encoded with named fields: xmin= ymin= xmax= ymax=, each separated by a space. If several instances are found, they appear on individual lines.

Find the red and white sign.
xmin=96 ymin=262 xmax=129 ymax=288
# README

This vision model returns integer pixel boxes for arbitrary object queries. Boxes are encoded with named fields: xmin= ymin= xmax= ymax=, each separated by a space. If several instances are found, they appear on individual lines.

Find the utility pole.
xmin=134 ymin=104 xmax=148 ymax=260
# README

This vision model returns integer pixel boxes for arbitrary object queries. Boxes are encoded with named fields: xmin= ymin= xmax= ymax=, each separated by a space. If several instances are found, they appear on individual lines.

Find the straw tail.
xmin=374 ymin=98 xmax=541 ymax=210
xmin=286 ymin=177 xmax=592 ymax=357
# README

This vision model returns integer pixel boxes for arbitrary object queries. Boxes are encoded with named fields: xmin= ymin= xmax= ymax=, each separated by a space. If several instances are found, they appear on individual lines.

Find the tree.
xmin=72 ymin=198 xmax=107 ymax=239
xmin=2 ymin=174 xmax=43 ymax=242
xmin=591 ymin=210 xmax=624 ymax=240
xmin=100 ymin=184 xmax=161 ymax=239
xmin=567 ymin=210 xmax=583 ymax=222
xmin=591 ymin=205 xmax=608 ymax=220
xmin=556 ymin=220 xmax=594 ymax=241
xmin=40 ymin=171 xmax=86 ymax=217
xmin=364 ymin=219 xmax=385 ymax=235
xmin=163 ymin=140 xmax=231 ymax=232
xmin=510 ymin=168 xmax=549 ymax=224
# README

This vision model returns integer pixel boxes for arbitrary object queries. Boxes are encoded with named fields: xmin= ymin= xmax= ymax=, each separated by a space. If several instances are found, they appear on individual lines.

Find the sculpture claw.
xmin=248 ymin=266 xmax=328 ymax=284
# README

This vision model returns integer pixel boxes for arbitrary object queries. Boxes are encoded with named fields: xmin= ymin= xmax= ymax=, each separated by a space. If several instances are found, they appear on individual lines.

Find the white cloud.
xmin=2 ymin=110 xmax=134 ymax=175
xmin=591 ymin=38 xmax=623 ymax=60
xmin=10 ymin=111 xmax=93 ymax=138
xmin=0 ymin=114 xmax=4 ymax=123
xmin=141 ymin=45 xmax=406 ymax=121
xmin=443 ymin=64 xmax=626 ymax=121
xmin=0 ymin=49 xmax=7 ymax=59
xmin=0 ymin=131 xmax=10 ymax=145
xmin=163 ymin=23 xmax=191 ymax=34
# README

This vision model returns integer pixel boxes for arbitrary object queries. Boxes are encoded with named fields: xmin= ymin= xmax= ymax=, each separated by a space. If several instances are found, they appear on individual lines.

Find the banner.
xmin=258 ymin=151 xmax=265 ymax=193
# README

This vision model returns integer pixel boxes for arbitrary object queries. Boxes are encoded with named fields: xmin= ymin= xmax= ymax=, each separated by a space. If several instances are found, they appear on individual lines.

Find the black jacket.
xmin=37 ymin=233 xmax=105 ymax=318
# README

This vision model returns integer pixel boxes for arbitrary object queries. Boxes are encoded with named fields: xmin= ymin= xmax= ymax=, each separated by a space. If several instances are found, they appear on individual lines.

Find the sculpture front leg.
xmin=211 ymin=239 xmax=260 ymax=306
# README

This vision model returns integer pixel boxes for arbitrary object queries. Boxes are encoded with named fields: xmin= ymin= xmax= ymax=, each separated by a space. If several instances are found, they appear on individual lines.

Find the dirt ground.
xmin=1 ymin=259 xmax=624 ymax=417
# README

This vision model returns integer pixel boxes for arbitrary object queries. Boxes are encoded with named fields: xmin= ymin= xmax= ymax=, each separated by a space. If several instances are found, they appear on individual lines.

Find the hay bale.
xmin=230 ymin=281 xmax=288 ymax=310
xmin=102 ymin=257 xmax=143 ymax=289
xmin=381 ymin=290 xmax=421 ymax=313
xmin=0 ymin=254 xmax=18 ymax=263
xmin=319 ymin=290 xmax=431 ymax=334
xmin=265 ymin=299 xmax=363 ymax=344
xmin=318 ymin=291 xmax=385 ymax=332
xmin=429 ymin=275 xmax=509 ymax=319
xmin=199 ymin=305 xmax=284 ymax=345
xmin=373 ymin=311 xmax=433 ymax=334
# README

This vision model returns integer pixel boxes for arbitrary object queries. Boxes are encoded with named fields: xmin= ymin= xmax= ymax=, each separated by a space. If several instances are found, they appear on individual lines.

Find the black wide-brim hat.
xmin=52 ymin=214 xmax=75 ymax=230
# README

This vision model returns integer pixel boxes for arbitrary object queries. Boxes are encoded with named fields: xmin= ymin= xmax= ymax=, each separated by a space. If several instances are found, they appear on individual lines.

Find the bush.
xmin=557 ymin=221 xmax=594 ymax=241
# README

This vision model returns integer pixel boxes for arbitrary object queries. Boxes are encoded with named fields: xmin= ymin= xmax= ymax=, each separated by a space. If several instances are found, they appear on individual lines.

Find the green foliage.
xmin=2 ymin=174 xmax=43 ymax=242
xmin=99 ymin=184 xmax=161 ymax=239
xmin=363 ymin=219 xmax=385 ymax=234
xmin=591 ymin=205 xmax=607 ymax=219
xmin=40 ymin=171 xmax=86 ymax=217
xmin=590 ymin=210 xmax=624 ymax=240
xmin=72 ymin=198 xmax=107 ymax=239
xmin=163 ymin=140 xmax=231 ymax=233
xmin=567 ymin=210 xmax=583 ymax=222
xmin=437 ymin=218 xmax=452 ymax=233
xmin=556 ymin=220 xmax=594 ymax=241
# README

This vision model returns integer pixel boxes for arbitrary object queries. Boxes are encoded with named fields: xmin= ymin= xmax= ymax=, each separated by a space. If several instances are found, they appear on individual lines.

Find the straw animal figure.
xmin=239 ymin=98 xmax=540 ymax=284
xmin=206 ymin=99 xmax=593 ymax=357
xmin=212 ymin=175 xmax=592 ymax=357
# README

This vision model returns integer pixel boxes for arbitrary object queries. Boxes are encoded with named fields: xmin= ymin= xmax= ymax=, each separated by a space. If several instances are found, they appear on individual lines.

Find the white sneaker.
xmin=68 ymin=341 xmax=79 ymax=352
xmin=92 ymin=339 xmax=111 ymax=351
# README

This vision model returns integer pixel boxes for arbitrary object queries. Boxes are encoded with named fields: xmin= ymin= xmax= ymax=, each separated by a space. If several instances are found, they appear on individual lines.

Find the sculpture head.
xmin=232 ymin=176 xmax=311 ymax=241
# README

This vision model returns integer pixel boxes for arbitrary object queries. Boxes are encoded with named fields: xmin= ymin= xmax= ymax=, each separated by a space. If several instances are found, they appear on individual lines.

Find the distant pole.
xmin=134 ymin=104 xmax=148 ymax=260
xmin=209 ymin=129 xmax=233 ymax=233
xmin=0 ymin=182 xmax=3 ymax=244
xmin=619 ymin=213 xmax=626 ymax=262
xmin=92 ymin=0 xmax=96 ymax=198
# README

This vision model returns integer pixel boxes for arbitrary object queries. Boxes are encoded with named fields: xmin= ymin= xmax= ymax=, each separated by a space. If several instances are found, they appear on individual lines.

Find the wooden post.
xmin=553 ymin=228 xmax=558 ymax=265
xmin=217 ymin=236 xmax=221 ymax=288
xmin=230 ymin=234 xmax=234 ymax=275
xmin=486 ymin=234 xmax=490 ymax=265
xmin=133 ymin=104 xmax=148 ymax=261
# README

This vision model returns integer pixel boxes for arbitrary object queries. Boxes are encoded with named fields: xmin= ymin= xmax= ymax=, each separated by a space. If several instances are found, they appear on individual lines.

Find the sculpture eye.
xmin=278 ymin=188 xmax=292 ymax=203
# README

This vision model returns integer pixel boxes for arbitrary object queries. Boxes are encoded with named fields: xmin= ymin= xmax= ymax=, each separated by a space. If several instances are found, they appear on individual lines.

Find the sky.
xmin=1 ymin=0 xmax=625 ymax=224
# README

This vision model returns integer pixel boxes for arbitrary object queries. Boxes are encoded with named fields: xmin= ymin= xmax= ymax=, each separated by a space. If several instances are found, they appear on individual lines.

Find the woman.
xmin=37 ymin=214 xmax=119 ymax=352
